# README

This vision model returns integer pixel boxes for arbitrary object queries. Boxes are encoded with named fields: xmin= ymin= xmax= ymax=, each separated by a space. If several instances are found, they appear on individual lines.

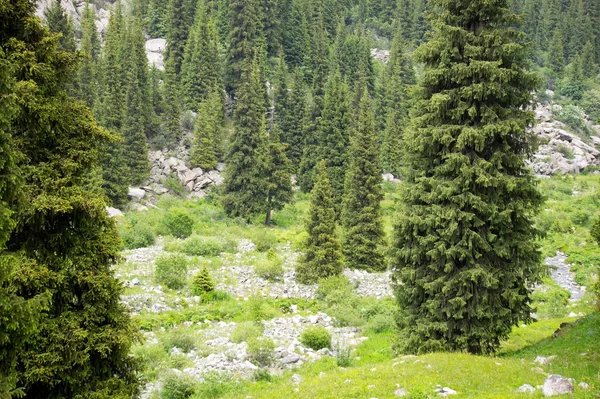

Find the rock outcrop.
xmin=145 ymin=38 xmax=166 ymax=71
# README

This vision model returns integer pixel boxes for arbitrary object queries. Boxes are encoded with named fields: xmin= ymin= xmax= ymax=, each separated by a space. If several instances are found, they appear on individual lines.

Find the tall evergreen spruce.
xmin=123 ymin=71 xmax=150 ymax=185
xmin=75 ymin=2 xmax=100 ymax=109
xmin=342 ymin=91 xmax=385 ymax=272
xmin=44 ymin=0 xmax=76 ymax=52
xmin=280 ymin=69 xmax=307 ymax=170
xmin=180 ymin=0 xmax=223 ymax=111
xmin=162 ymin=58 xmax=183 ymax=148
xmin=1 ymin=1 xmax=140 ymax=396
xmin=391 ymin=0 xmax=544 ymax=355
xmin=317 ymin=69 xmax=351 ymax=215
xmin=222 ymin=58 xmax=268 ymax=220
xmin=296 ymin=161 xmax=343 ymax=284
xmin=225 ymin=0 xmax=265 ymax=93
xmin=165 ymin=0 xmax=190 ymax=77
xmin=190 ymin=89 xmax=225 ymax=170
xmin=282 ymin=0 xmax=310 ymax=67
xmin=264 ymin=124 xmax=293 ymax=226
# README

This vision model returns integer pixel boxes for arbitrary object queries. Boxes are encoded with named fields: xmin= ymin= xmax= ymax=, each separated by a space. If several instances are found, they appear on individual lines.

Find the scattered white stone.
xmin=535 ymin=356 xmax=556 ymax=365
xmin=394 ymin=388 xmax=408 ymax=396
xmin=291 ymin=374 xmax=302 ymax=386
xmin=516 ymin=384 xmax=536 ymax=393
xmin=435 ymin=386 xmax=457 ymax=396
xmin=106 ymin=206 xmax=124 ymax=218
xmin=542 ymin=375 xmax=574 ymax=396
xmin=578 ymin=382 xmax=589 ymax=390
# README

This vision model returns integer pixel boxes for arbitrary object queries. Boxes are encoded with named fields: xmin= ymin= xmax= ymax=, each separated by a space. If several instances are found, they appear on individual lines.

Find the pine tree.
xmin=379 ymin=27 xmax=414 ymax=176
xmin=264 ymin=124 xmax=293 ymax=225
xmin=146 ymin=0 xmax=168 ymax=37
xmin=282 ymin=0 xmax=310 ymax=67
xmin=180 ymin=0 xmax=223 ymax=111
xmin=191 ymin=265 xmax=215 ymax=294
xmin=162 ymin=58 xmax=183 ymax=148
xmin=262 ymin=0 xmax=283 ymax=57
xmin=165 ymin=0 xmax=189 ymax=77
xmin=279 ymin=69 xmax=307 ymax=170
xmin=317 ymin=69 xmax=351 ymax=215
xmin=342 ymin=91 xmax=385 ymax=272
xmin=190 ymin=89 xmax=225 ymax=169
xmin=1 ymin=1 xmax=140 ymax=396
xmin=391 ymin=0 xmax=543 ymax=355
xmin=222 ymin=58 xmax=268 ymax=220
xmin=296 ymin=161 xmax=343 ymax=284
xmin=75 ymin=2 xmax=100 ymax=109
xmin=581 ymin=40 xmax=596 ymax=78
xmin=225 ymin=0 xmax=266 ymax=93
xmin=44 ymin=0 xmax=76 ymax=52
xmin=97 ymin=4 xmax=129 ymax=206
xmin=548 ymin=29 xmax=566 ymax=75
xmin=122 ymin=71 xmax=150 ymax=185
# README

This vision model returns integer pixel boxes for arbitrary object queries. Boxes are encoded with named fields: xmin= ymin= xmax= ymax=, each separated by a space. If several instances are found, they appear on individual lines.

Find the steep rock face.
xmin=529 ymin=103 xmax=600 ymax=176
xmin=36 ymin=0 xmax=112 ymax=36
xmin=145 ymin=38 xmax=166 ymax=70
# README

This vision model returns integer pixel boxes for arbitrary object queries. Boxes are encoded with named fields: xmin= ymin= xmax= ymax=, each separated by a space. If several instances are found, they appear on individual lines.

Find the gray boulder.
xmin=542 ymin=375 xmax=574 ymax=396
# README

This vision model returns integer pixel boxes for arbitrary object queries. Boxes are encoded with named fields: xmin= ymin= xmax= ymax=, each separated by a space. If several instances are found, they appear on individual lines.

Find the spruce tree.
xmin=146 ymin=0 xmax=168 ymax=37
xmin=44 ymin=0 xmax=76 ymax=52
xmin=581 ymin=40 xmax=596 ymax=78
xmin=317 ymin=69 xmax=351 ymax=215
xmin=165 ymin=0 xmax=189 ymax=77
xmin=123 ymin=71 xmax=150 ymax=185
xmin=162 ymin=58 xmax=183 ymax=148
xmin=296 ymin=161 xmax=343 ymax=284
xmin=264 ymin=124 xmax=293 ymax=225
xmin=222 ymin=58 xmax=268 ymax=220
xmin=1 ymin=1 xmax=140 ymax=396
xmin=225 ymin=0 xmax=265 ymax=93
xmin=75 ymin=2 xmax=100 ymax=109
xmin=262 ymin=0 xmax=283 ymax=57
xmin=280 ymin=69 xmax=307 ymax=170
xmin=391 ymin=0 xmax=543 ymax=355
xmin=180 ymin=0 xmax=223 ymax=111
xmin=342 ymin=91 xmax=385 ymax=272
xmin=282 ymin=0 xmax=310 ymax=67
xmin=190 ymin=89 xmax=225 ymax=170
xmin=548 ymin=29 xmax=566 ymax=75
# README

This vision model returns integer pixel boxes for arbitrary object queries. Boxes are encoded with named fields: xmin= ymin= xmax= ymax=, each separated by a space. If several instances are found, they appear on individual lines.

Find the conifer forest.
xmin=3 ymin=0 xmax=600 ymax=397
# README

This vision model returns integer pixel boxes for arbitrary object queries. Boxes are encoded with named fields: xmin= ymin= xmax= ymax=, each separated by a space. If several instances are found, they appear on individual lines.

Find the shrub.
xmin=164 ymin=238 xmax=184 ymax=253
xmin=334 ymin=344 xmax=353 ymax=367
xmin=556 ymin=104 xmax=592 ymax=136
xmin=316 ymin=275 xmax=353 ymax=298
xmin=252 ymin=369 xmax=273 ymax=382
xmin=532 ymin=285 xmax=571 ymax=318
xmin=160 ymin=372 xmax=196 ymax=399
xmin=326 ymin=304 xmax=364 ymax=327
xmin=367 ymin=313 xmax=395 ymax=333
xmin=121 ymin=221 xmax=156 ymax=249
xmin=195 ymin=372 xmax=237 ymax=399
xmin=164 ymin=207 xmax=194 ymax=238
xmin=249 ymin=297 xmax=278 ymax=322
xmin=247 ymin=229 xmax=277 ymax=252
xmin=162 ymin=328 xmax=197 ymax=353
xmin=230 ymin=321 xmax=263 ymax=343
xmin=181 ymin=110 xmax=196 ymax=131
xmin=254 ymin=249 xmax=284 ymax=281
xmin=550 ymin=218 xmax=574 ymax=233
xmin=191 ymin=266 xmax=215 ymax=295
xmin=300 ymin=325 xmax=331 ymax=350
xmin=580 ymin=89 xmax=600 ymax=123
xmin=182 ymin=235 xmax=224 ymax=256
xmin=164 ymin=174 xmax=187 ymax=197
xmin=556 ymin=143 xmax=575 ymax=160
xmin=155 ymin=254 xmax=188 ymax=289
xmin=591 ymin=215 xmax=600 ymax=245
xmin=246 ymin=336 xmax=275 ymax=367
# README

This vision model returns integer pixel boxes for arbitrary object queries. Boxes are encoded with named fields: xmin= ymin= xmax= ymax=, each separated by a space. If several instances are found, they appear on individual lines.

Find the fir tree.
xmin=317 ymin=69 xmax=351 ymax=215
xmin=165 ymin=0 xmax=190 ymax=77
xmin=342 ymin=91 xmax=385 ymax=272
xmin=225 ymin=0 xmax=265 ymax=93
xmin=282 ymin=0 xmax=310 ymax=67
xmin=296 ymin=161 xmax=343 ymax=284
xmin=280 ymin=69 xmax=307 ymax=170
xmin=581 ymin=40 xmax=596 ymax=78
xmin=162 ymin=58 xmax=183 ymax=148
xmin=548 ymin=29 xmax=566 ymax=75
xmin=264 ymin=124 xmax=293 ymax=225
xmin=222 ymin=58 xmax=268 ymax=220
xmin=262 ymin=0 xmax=283 ymax=57
xmin=190 ymin=89 xmax=225 ymax=169
xmin=75 ymin=2 xmax=100 ymax=109
xmin=122 ymin=72 xmax=150 ymax=185
xmin=391 ymin=0 xmax=543 ymax=355
xmin=191 ymin=266 xmax=215 ymax=294
xmin=44 ymin=0 xmax=76 ymax=52
xmin=146 ymin=0 xmax=168 ymax=37
xmin=1 ymin=1 xmax=140 ymax=396
xmin=180 ymin=0 xmax=223 ymax=111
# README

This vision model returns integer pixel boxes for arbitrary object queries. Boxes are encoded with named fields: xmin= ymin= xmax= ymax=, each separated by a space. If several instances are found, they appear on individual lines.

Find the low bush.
xmin=556 ymin=143 xmax=575 ymax=160
xmin=247 ymin=336 xmax=275 ymax=367
xmin=164 ymin=208 xmax=194 ymax=238
xmin=182 ymin=235 xmax=224 ymax=256
xmin=300 ymin=325 xmax=332 ymax=350
xmin=164 ymin=174 xmax=187 ymax=198
xmin=249 ymin=297 xmax=278 ymax=322
xmin=556 ymin=104 xmax=592 ymax=136
xmin=191 ymin=266 xmax=215 ymax=295
xmin=164 ymin=238 xmax=185 ymax=253
xmin=334 ymin=344 xmax=353 ymax=367
xmin=160 ymin=372 xmax=196 ymax=399
xmin=252 ymin=368 xmax=273 ymax=382
xmin=316 ymin=275 xmax=353 ymax=298
xmin=230 ymin=321 xmax=263 ymax=343
xmin=367 ymin=313 xmax=395 ymax=333
xmin=162 ymin=328 xmax=197 ymax=353
xmin=591 ymin=215 xmax=600 ymax=245
xmin=247 ymin=229 xmax=277 ymax=252
xmin=155 ymin=254 xmax=188 ymax=290
xmin=254 ymin=249 xmax=284 ymax=281
xmin=194 ymin=372 xmax=237 ymax=399
xmin=121 ymin=221 xmax=156 ymax=249
xmin=532 ymin=284 xmax=571 ymax=318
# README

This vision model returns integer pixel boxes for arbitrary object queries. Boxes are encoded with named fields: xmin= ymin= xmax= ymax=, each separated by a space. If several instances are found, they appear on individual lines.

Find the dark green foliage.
xmin=180 ymin=1 xmax=223 ymax=111
xmin=44 ymin=0 xmax=76 ymax=52
xmin=282 ymin=0 xmax=310 ymax=67
xmin=122 ymin=221 xmax=156 ymax=249
xmin=162 ymin=59 xmax=183 ymax=148
xmin=146 ymin=0 xmax=168 ymax=37
xmin=75 ymin=2 xmax=100 ymax=108
xmin=548 ymin=29 xmax=565 ymax=75
xmin=296 ymin=161 xmax=343 ymax=284
xmin=191 ymin=266 xmax=216 ymax=295
xmin=1 ymin=1 xmax=140 ymax=396
xmin=581 ymin=40 xmax=596 ymax=78
xmin=225 ymin=0 xmax=265 ymax=93
xmin=161 ymin=372 xmax=196 ymax=399
xmin=342 ymin=92 xmax=385 ymax=272
xmin=300 ymin=325 xmax=332 ymax=350
xmin=332 ymin=24 xmax=375 ymax=93
xmin=165 ymin=0 xmax=191 ymax=77
xmin=262 ymin=0 xmax=283 ymax=57
xmin=590 ymin=215 xmax=600 ymax=245
xmin=317 ymin=70 xmax=351 ymax=215
xmin=164 ymin=207 xmax=194 ymax=238
xmin=264 ymin=125 xmax=293 ymax=225
xmin=246 ymin=337 xmax=275 ymax=367
xmin=155 ymin=254 xmax=189 ymax=289
xmin=279 ymin=69 xmax=307 ymax=170
xmin=222 ymin=59 xmax=268 ymax=220
xmin=392 ymin=0 xmax=544 ymax=355
xmin=190 ymin=90 xmax=225 ymax=170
